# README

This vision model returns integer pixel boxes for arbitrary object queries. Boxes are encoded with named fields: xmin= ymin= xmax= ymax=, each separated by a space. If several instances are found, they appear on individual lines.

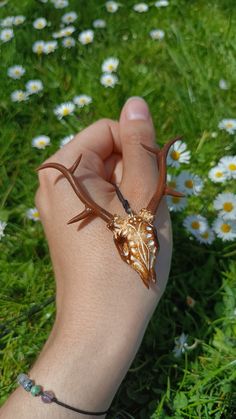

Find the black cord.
xmin=111 ymin=183 xmax=132 ymax=215
xmin=53 ymin=397 xmax=110 ymax=416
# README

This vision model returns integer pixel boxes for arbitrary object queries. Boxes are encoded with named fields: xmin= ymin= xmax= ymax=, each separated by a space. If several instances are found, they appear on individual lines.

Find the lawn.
xmin=0 ymin=0 xmax=236 ymax=417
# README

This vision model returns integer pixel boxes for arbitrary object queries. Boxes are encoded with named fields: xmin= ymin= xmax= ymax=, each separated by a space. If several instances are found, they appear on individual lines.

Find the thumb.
xmin=119 ymin=96 xmax=158 ymax=211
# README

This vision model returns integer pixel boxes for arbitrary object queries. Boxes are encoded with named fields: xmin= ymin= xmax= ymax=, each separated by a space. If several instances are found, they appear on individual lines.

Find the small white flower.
xmin=13 ymin=16 xmax=26 ymax=25
xmin=11 ymin=90 xmax=29 ymax=102
xmin=133 ymin=3 xmax=149 ymax=12
xmin=213 ymin=193 xmax=236 ymax=220
xmin=183 ymin=214 xmax=208 ymax=235
xmin=149 ymin=29 xmax=165 ymax=40
xmin=25 ymin=80 xmax=43 ymax=95
xmin=105 ymin=1 xmax=119 ymax=13
xmin=167 ymin=140 xmax=191 ymax=168
xmin=218 ymin=119 xmax=236 ymax=135
xmin=54 ymin=102 xmax=75 ymax=119
xmin=212 ymin=218 xmax=236 ymax=241
xmin=193 ymin=228 xmax=215 ymax=245
xmin=177 ymin=171 xmax=203 ymax=196
xmin=173 ymin=333 xmax=188 ymax=358
xmin=208 ymin=165 xmax=228 ymax=183
xmin=61 ymin=11 xmax=78 ymax=24
xmin=78 ymin=29 xmax=94 ymax=44
xmin=73 ymin=94 xmax=92 ymax=107
xmin=26 ymin=208 xmax=40 ymax=221
xmin=33 ymin=17 xmax=47 ymax=30
xmin=0 ymin=221 xmax=7 ymax=240
xmin=92 ymin=19 xmax=106 ymax=28
xmin=32 ymin=40 xmax=45 ymax=54
xmin=186 ymin=296 xmax=196 ymax=308
xmin=51 ymin=0 xmax=68 ymax=8
xmin=60 ymin=134 xmax=74 ymax=148
xmin=44 ymin=40 xmax=58 ymax=54
xmin=219 ymin=156 xmax=236 ymax=179
xmin=211 ymin=132 xmax=218 ymax=138
xmin=0 ymin=28 xmax=14 ymax=42
xmin=7 ymin=65 xmax=25 ymax=79
xmin=102 ymin=57 xmax=119 ymax=73
xmin=0 ymin=16 xmax=15 ymax=27
xmin=62 ymin=36 xmax=75 ymax=48
xmin=100 ymin=73 xmax=118 ymax=88
xmin=59 ymin=25 xmax=76 ymax=37
xmin=32 ymin=135 xmax=50 ymax=149
xmin=166 ymin=195 xmax=187 ymax=212
xmin=155 ymin=0 xmax=169 ymax=7
xmin=219 ymin=79 xmax=228 ymax=90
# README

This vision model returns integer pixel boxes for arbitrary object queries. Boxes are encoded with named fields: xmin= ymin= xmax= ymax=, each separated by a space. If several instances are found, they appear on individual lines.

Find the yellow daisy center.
xmin=228 ymin=163 xmax=236 ymax=171
xmin=80 ymin=99 xmax=86 ymax=104
xmin=37 ymin=46 xmax=43 ymax=54
xmin=185 ymin=180 xmax=193 ymax=189
xmin=108 ymin=64 xmax=114 ymax=70
xmin=170 ymin=150 xmax=180 ymax=161
xmin=62 ymin=108 xmax=70 ymax=116
xmin=15 ymin=70 xmax=20 ymax=75
xmin=191 ymin=221 xmax=200 ymax=230
xmin=215 ymin=171 xmax=223 ymax=178
xmin=221 ymin=223 xmax=231 ymax=233
xmin=172 ymin=197 xmax=180 ymax=204
xmin=226 ymin=122 xmax=233 ymax=128
xmin=201 ymin=231 xmax=209 ymax=239
xmin=85 ymin=35 xmax=91 ymax=42
xmin=33 ymin=211 xmax=39 ymax=218
xmin=38 ymin=140 xmax=46 ymax=146
xmin=223 ymin=202 xmax=233 ymax=212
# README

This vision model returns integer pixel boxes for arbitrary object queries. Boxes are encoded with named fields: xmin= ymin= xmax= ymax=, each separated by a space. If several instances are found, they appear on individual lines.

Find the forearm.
xmin=0 ymin=301 xmax=150 ymax=419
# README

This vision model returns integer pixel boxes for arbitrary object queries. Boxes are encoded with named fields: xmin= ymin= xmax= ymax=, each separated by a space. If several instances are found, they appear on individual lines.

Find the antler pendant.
xmin=36 ymin=137 xmax=184 ymax=289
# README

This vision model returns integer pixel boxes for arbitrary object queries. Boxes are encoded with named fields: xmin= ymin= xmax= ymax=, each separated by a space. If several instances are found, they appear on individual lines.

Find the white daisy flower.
xmin=60 ymin=134 xmax=74 ymax=148
xmin=133 ymin=3 xmax=149 ymax=12
xmin=155 ymin=0 xmax=169 ymax=7
xmin=0 ymin=28 xmax=14 ymax=42
xmin=211 ymin=132 xmax=218 ymax=138
xmin=219 ymin=156 xmax=236 ymax=179
xmin=43 ymin=40 xmax=58 ymax=54
xmin=208 ymin=165 xmax=228 ymax=183
xmin=0 ymin=220 xmax=7 ymax=240
xmin=166 ymin=195 xmax=187 ymax=212
xmin=102 ymin=57 xmax=119 ymax=73
xmin=183 ymin=214 xmax=208 ymax=235
xmin=92 ymin=19 xmax=106 ymax=28
xmin=173 ymin=333 xmax=188 ymax=358
xmin=32 ymin=40 xmax=45 ymax=54
xmin=54 ymin=102 xmax=75 ymax=119
xmin=13 ymin=16 xmax=26 ymax=25
xmin=51 ymin=0 xmax=68 ymax=8
xmin=167 ymin=140 xmax=191 ymax=168
xmin=193 ymin=228 xmax=215 ymax=245
xmin=186 ymin=296 xmax=196 ymax=308
xmin=7 ymin=65 xmax=25 ymax=79
xmin=62 ymin=36 xmax=75 ymax=48
xmin=105 ymin=1 xmax=119 ymax=13
xmin=32 ymin=135 xmax=50 ymax=149
xmin=100 ymin=73 xmax=118 ymax=88
xmin=73 ymin=94 xmax=92 ymax=107
xmin=213 ymin=192 xmax=236 ymax=220
xmin=33 ymin=17 xmax=47 ymax=29
xmin=60 ymin=25 xmax=76 ymax=37
xmin=11 ymin=90 xmax=29 ymax=102
xmin=25 ymin=80 xmax=43 ymax=95
xmin=218 ymin=119 xmax=236 ymax=135
xmin=0 ymin=16 xmax=15 ymax=27
xmin=61 ymin=11 xmax=78 ymax=24
xmin=219 ymin=79 xmax=228 ymax=90
xmin=177 ymin=171 xmax=203 ymax=196
xmin=78 ymin=29 xmax=94 ymax=44
xmin=149 ymin=29 xmax=165 ymax=40
xmin=26 ymin=208 xmax=40 ymax=221
xmin=212 ymin=218 xmax=236 ymax=241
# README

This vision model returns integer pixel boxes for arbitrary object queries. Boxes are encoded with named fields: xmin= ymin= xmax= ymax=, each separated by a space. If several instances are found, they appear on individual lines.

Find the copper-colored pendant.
xmin=36 ymin=137 xmax=184 ymax=289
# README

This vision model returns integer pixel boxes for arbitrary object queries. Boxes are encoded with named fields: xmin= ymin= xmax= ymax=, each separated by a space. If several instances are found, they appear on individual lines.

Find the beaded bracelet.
xmin=17 ymin=373 xmax=110 ymax=416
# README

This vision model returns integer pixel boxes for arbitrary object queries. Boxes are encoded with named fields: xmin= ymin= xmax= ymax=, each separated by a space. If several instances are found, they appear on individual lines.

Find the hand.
xmin=1 ymin=97 xmax=173 ymax=418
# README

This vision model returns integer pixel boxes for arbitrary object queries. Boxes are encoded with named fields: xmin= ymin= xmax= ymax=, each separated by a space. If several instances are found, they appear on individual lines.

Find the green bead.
xmin=30 ymin=385 xmax=42 ymax=397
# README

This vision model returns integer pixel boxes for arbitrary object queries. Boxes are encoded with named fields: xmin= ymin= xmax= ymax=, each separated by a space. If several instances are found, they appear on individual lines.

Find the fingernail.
xmin=125 ymin=96 xmax=150 ymax=121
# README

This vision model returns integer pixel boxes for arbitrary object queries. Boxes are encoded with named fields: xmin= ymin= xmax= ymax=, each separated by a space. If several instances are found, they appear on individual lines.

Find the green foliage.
xmin=0 ymin=0 xmax=236 ymax=418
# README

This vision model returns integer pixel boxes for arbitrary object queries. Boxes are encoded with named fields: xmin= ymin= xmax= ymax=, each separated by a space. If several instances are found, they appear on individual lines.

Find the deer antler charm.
xmin=36 ymin=137 xmax=184 ymax=289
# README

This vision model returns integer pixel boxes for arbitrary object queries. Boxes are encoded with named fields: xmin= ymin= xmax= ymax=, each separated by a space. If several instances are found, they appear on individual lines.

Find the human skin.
xmin=0 ymin=97 xmax=172 ymax=418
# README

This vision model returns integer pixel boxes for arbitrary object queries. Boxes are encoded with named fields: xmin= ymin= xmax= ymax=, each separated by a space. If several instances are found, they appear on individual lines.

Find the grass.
xmin=0 ymin=0 xmax=236 ymax=417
